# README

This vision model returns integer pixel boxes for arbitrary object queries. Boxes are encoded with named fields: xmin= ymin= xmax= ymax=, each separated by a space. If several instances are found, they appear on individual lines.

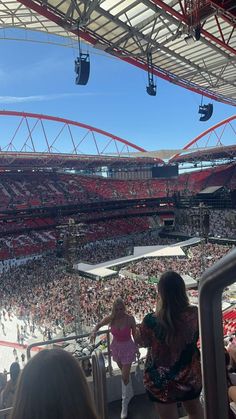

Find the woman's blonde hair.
xmin=110 ymin=297 xmax=126 ymax=323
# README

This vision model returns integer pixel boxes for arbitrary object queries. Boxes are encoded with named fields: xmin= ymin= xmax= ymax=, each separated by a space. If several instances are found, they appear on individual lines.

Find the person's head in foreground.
xmin=10 ymin=348 xmax=98 ymax=419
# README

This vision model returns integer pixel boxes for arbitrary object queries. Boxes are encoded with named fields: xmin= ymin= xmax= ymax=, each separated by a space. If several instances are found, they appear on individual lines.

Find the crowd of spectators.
xmin=77 ymin=230 xmax=174 ymax=264
xmin=0 ymin=217 xmax=55 ymax=234
xmin=0 ymin=235 xmax=234 ymax=417
xmin=0 ymin=240 xmax=233 ymax=337
xmin=125 ymin=243 xmax=232 ymax=279
xmin=0 ymin=230 xmax=56 ymax=261
xmin=1 ymin=206 xmax=235 ymax=264
xmin=0 ymin=218 xmax=163 ymax=263
xmin=0 ymin=164 xmax=235 ymax=212
xmin=175 ymin=208 xmax=236 ymax=238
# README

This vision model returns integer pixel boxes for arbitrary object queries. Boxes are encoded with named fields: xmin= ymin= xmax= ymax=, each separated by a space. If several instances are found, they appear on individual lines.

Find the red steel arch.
xmin=0 ymin=110 xmax=148 ymax=157
xmin=170 ymin=115 xmax=236 ymax=162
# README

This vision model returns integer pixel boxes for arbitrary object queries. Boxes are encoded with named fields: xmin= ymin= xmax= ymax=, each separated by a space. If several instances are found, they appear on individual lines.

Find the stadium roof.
xmin=2 ymin=0 xmax=236 ymax=106
xmin=170 ymin=144 xmax=236 ymax=163
xmin=1 ymin=145 xmax=235 ymax=169
xmin=125 ymin=146 xmax=236 ymax=163
xmin=0 ymin=151 xmax=163 ymax=170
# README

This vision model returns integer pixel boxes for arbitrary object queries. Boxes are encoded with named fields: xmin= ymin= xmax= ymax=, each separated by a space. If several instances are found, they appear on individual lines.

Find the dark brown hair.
xmin=157 ymin=271 xmax=189 ymax=344
xmin=10 ymin=348 xmax=98 ymax=419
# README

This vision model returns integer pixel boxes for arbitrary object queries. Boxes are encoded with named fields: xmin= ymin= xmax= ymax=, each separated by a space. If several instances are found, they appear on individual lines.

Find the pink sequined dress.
xmin=110 ymin=325 xmax=137 ymax=365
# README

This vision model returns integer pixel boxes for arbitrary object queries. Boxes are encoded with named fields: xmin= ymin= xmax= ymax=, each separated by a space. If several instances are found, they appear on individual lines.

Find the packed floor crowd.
xmin=0 ymin=235 xmax=235 ymax=418
xmin=125 ymin=243 xmax=233 ymax=279
xmin=77 ymin=230 xmax=174 ymax=263
xmin=0 ymin=239 xmax=233 ymax=337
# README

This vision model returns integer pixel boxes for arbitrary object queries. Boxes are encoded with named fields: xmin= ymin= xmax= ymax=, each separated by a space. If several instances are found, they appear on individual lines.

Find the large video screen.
xmin=152 ymin=165 xmax=178 ymax=179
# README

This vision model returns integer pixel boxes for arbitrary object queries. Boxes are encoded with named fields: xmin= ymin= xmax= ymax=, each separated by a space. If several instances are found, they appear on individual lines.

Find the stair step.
xmin=108 ymin=394 xmax=156 ymax=419
xmin=108 ymin=394 xmax=189 ymax=419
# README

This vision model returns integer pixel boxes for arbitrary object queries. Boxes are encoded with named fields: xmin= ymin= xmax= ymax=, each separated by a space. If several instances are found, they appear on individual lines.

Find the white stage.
xmin=75 ymin=237 xmax=201 ymax=280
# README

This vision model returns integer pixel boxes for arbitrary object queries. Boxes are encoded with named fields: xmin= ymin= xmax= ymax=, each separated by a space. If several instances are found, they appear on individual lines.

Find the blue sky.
xmin=0 ymin=29 xmax=235 ymax=153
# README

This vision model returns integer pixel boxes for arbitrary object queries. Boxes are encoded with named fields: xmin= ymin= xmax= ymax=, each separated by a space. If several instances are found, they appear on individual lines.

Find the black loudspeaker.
xmin=195 ymin=24 xmax=201 ymax=41
xmin=198 ymin=103 xmax=213 ymax=122
xmin=146 ymin=83 xmax=156 ymax=96
xmin=75 ymin=53 xmax=90 ymax=85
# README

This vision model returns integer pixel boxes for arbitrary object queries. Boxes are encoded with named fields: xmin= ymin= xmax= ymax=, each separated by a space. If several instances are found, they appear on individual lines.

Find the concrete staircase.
xmin=108 ymin=394 xmax=189 ymax=419
xmin=92 ymin=365 xmax=188 ymax=419
xmin=108 ymin=393 xmax=156 ymax=419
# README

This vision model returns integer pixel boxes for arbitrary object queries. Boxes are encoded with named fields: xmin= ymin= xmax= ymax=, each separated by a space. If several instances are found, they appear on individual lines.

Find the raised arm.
xmin=90 ymin=315 xmax=111 ymax=343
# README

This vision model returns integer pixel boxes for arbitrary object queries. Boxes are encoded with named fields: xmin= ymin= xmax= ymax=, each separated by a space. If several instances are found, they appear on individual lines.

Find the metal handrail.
xmin=0 ymin=407 xmax=12 ymax=417
xmin=199 ymin=247 xmax=236 ymax=419
xmin=27 ymin=329 xmax=113 ymax=376
xmin=92 ymin=350 xmax=108 ymax=419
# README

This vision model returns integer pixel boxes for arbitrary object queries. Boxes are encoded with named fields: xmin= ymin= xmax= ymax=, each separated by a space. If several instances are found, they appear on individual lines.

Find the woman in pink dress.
xmin=91 ymin=297 xmax=138 ymax=419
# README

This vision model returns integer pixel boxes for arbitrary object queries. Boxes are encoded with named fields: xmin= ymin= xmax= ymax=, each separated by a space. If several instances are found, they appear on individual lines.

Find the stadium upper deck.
xmin=0 ymin=163 xmax=235 ymax=213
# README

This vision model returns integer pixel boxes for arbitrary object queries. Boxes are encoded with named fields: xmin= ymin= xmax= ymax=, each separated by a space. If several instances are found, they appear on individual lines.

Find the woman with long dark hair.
xmin=137 ymin=271 xmax=203 ymax=419
xmin=90 ymin=297 xmax=138 ymax=419
xmin=10 ymin=348 xmax=98 ymax=419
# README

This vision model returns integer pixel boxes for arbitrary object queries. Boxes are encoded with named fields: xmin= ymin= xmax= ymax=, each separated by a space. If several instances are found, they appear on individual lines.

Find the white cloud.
xmin=0 ymin=92 xmax=97 ymax=104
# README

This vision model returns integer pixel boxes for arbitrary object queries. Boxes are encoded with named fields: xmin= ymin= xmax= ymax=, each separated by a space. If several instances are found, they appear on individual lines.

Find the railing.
xmin=92 ymin=350 xmax=109 ymax=419
xmin=0 ymin=408 xmax=12 ymax=418
xmin=199 ymin=247 xmax=236 ymax=419
xmin=26 ymin=329 xmax=113 ymax=376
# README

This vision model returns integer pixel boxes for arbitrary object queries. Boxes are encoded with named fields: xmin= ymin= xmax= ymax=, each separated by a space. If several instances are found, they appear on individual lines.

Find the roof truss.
xmin=0 ymin=0 xmax=235 ymax=105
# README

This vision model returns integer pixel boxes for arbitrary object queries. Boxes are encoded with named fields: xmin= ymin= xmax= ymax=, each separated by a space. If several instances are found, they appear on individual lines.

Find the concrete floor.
xmin=108 ymin=393 xmax=157 ymax=419
xmin=108 ymin=395 xmax=189 ymax=419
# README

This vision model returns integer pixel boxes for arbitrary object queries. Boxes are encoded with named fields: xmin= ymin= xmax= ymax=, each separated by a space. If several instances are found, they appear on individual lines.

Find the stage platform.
xmin=74 ymin=237 xmax=201 ymax=280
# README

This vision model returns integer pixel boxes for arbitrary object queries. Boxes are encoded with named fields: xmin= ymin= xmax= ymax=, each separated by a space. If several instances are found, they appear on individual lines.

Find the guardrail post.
xmin=199 ymin=248 xmax=236 ymax=419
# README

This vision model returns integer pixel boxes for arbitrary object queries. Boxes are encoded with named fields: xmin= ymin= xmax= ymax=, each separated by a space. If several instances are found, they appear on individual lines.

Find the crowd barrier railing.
xmin=26 ymin=329 xmax=113 ymax=376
